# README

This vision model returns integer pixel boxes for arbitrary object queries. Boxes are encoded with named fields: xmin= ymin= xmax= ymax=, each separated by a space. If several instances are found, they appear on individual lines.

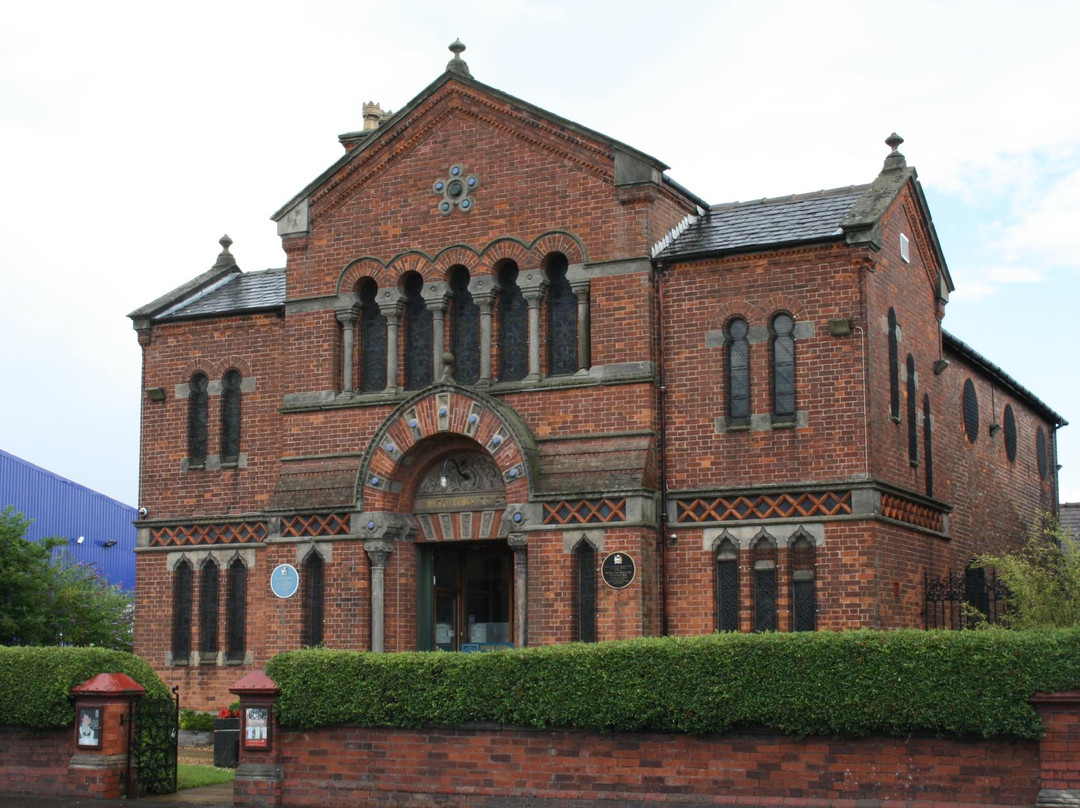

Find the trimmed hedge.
xmin=266 ymin=629 xmax=1080 ymax=739
xmin=0 ymin=646 xmax=170 ymax=729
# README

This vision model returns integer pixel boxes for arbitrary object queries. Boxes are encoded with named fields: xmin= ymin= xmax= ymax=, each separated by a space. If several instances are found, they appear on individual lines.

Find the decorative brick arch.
xmin=758 ymin=294 xmax=809 ymax=324
xmin=355 ymin=382 xmax=537 ymax=513
xmin=481 ymin=237 xmax=532 ymax=268
xmin=709 ymin=299 xmax=768 ymax=333
xmin=433 ymin=244 xmax=483 ymax=275
xmin=530 ymin=231 xmax=587 ymax=266
xmin=178 ymin=357 xmax=214 ymax=382
xmin=337 ymin=257 xmax=391 ymax=295
xmin=212 ymin=355 xmax=253 ymax=379
xmin=387 ymin=251 xmax=438 ymax=283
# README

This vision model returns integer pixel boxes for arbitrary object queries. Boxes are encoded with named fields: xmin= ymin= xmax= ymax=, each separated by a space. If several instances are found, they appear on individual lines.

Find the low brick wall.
xmin=0 ymin=726 xmax=73 ymax=798
xmin=264 ymin=725 xmax=1041 ymax=807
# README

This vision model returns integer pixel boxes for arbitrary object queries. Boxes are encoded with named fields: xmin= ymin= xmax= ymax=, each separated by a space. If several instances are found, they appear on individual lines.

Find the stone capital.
xmin=376 ymin=288 xmax=406 ymax=317
xmin=468 ymin=274 xmax=500 ymax=305
xmin=420 ymin=281 xmax=450 ymax=312
xmin=363 ymin=538 xmax=395 ymax=568
xmin=516 ymin=268 xmax=548 ymax=297
xmin=354 ymin=511 xmax=416 ymax=541
xmin=507 ymin=532 xmax=529 ymax=550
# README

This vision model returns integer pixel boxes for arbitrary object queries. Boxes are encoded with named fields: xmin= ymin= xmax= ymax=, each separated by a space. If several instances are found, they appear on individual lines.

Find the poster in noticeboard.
xmin=244 ymin=707 xmax=270 ymax=749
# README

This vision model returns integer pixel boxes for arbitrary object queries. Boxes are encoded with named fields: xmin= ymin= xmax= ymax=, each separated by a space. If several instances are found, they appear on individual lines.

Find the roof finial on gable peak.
xmin=213 ymin=234 xmax=237 ymax=270
xmin=883 ymin=132 xmax=906 ymax=172
xmin=446 ymin=39 xmax=471 ymax=78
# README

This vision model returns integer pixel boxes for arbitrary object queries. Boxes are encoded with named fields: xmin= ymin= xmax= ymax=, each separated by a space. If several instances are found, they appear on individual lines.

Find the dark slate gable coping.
xmin=943 ymin=330 xmax=1067 ymax=427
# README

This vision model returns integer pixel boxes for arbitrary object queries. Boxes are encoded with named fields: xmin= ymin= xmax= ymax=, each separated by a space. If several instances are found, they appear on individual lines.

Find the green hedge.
xmin=266 ymin=629 xmax=1080 ymax=739
xmin=0 ymin=646 xmax=170 ymax=729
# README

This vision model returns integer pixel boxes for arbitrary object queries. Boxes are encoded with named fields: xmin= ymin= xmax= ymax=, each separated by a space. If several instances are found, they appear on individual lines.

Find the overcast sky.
xmin=1 ymin=0 xmax=1077 ymax=509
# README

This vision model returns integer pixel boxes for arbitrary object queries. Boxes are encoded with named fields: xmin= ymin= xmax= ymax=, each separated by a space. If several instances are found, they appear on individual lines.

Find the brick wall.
xmin=0 ymin=726 xmax=70 ymax=798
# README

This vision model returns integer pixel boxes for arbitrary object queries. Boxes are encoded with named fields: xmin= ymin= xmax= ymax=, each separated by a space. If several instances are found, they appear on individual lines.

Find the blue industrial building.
xmin=0 ymin=450 xmax=136 ymax=590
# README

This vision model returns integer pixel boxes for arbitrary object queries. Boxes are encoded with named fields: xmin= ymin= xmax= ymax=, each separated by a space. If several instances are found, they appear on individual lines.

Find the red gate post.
xmin=230 ymin=669 xmax=282 ymax=808
xmin=1032 ymin=690 xmax=1080 ymax=807
xmin=70 ymin=673 xmax=145 ymax=799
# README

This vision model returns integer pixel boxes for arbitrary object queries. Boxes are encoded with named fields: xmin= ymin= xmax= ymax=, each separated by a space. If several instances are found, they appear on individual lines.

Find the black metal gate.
xmin=131 ymin=685 xmax=179 ymax=797
xmin=925 ymin=567 xmax=1008 ymax=629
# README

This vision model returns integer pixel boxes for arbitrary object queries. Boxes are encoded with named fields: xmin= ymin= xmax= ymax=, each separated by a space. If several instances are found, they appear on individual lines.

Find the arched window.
xmin=172 ymin=559 xmax=193 ymax=663
xmin=714 ymin=539 xmax=739 ymax=632
xmin=226 ymin=558 xmax=247 ymax=663
xmin=572 ymin=539 xmax=596 ymax=643
xmin=1003 ymin=404 xmax=1017 ymax=463
xmin=962 ymin=379 xmax=979 ymax=443
xmin=547 ymin=253 xmax=577 ymax=376
xmin=403 ymin=272 xmax=432 ymax=391
xmin=188 ymin=372 xmax=208 ymax=465
xmin=790 ymin=535 xmax=816 ymax=632
xmin=888 ymin=308 xmax=900 ymax=421
xmin=1037 ymin=426 xmax=1049 ymax=479
xmin=906 ymin=355 xmax=917 ymax=465
xmin=751 ymin=535 xmax=777 ymax=632
xmin=450 ymin=266 xmax=480 ymax=384
xmin=199 ymin=559 xmax=219 ymax=656
xmin=221 ymin=369 xmax=241 ymax=465
xmin=359 ymin=279 xmax=387 ymax=392
xmin=727 ymin=318 xmax=750 ymax=424
xmin=924 ymin=394 xmax=934 ymax=498
xmin=498 ymin=261 xmax=528 ymax=382
xmin=301 ymin=551 xmax=325 ymax=647
xmin=771 ymin=313 xmax=795 ymax=419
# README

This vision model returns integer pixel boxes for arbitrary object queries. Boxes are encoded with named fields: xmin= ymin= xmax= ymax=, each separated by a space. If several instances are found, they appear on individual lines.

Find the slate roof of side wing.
xmin=657 ymin=185 xmax=869 ymax=260
xmin=154 ymin=267 xmax=286 ymax=322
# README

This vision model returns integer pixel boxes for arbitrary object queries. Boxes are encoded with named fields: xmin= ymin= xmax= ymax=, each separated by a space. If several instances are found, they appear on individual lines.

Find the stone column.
xmin=570 ymin=277 xmax=591 ymax=372
xmin=421 ymin=282 xmax=450 ymax=382
xmin=335 ymin=305 xmax=358 ymax=393
xmin=364 ymin=538 xmax=394 ymax=653
xmin=518 ymin=270 xmax=548 ymax=382
xmin=377 ymin=289 xmax=405 ymax=393
xmin=507 ymin=533 xmax=528 ymax=648
xmin=470 ymin=276 xmax=499 ymax=386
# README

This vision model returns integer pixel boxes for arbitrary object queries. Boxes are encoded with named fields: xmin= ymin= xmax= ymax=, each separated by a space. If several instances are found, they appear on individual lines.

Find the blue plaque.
xmin=270 ymin=564 xmax=299 ymax=599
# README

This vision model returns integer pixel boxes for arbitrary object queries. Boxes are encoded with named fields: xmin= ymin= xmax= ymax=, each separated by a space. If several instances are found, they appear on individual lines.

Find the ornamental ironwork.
xmin=925 ymin=567 xmax=1008 ymax=629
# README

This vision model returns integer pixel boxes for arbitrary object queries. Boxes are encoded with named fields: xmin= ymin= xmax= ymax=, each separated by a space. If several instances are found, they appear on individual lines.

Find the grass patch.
xmin=177 ymin=763 xmax=235 ymax=790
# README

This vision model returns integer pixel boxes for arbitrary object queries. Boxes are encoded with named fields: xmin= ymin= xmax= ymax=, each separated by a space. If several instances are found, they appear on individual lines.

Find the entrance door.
xmin=427 ymin=542 xmax=512 ymax=652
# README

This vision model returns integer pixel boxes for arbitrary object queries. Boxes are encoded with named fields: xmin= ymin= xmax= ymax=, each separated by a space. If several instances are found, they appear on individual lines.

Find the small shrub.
xmin=179 ymin=709 xmax=216 ymax=732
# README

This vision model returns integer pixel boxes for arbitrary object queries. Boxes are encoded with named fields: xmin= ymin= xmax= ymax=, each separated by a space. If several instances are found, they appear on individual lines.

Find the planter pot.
xmin=178 ymin=729 xmax=212 ymax=747
xmin=213 ymin=717 xmax=239 ymax=768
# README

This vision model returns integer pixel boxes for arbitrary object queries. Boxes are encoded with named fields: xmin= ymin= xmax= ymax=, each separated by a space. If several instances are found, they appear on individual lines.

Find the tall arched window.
xmin=888 ymin=308 xmax=900 ymax=421
xmin=359 ymin=279 xmax=387 ymax=392
xmin=752 ymin=535 xmax=777 ymax=632
xmin=403 ymin=272 xmax=432 ymax=391
xmin=771 ymin=313 xmax=795 ymax=419
xmin=572 ymin=539 xmax=596 ymax=643
xmin=924 ymin=394 xmax=934 ymax=498
xmin=188 ymin=372 xmax=208 ymax=465
xmin=450 ymin=266 xmax=480 ymax=384
xmin=301 ymin=551 xmax=325 ymax=648
xmin=172 ymin=559 xmax=193 ymax=663
xmin=498 ymin=261 xmax=528 ymax=382
xmin=790 ymin=535 xmax=816 ymax=632
xmin=546 ymin=253 xmax=577 ymax=376
xmin=715 ymin=539 xmax=739 ymax=632
xmin=906 ymin=355 xmax=917 ymax=465
xmin=221 ymin=369 xmax=241 ymax=465
xmin=226 ymin=558 xmax=247 ymax=663
xmin=727 ymin=318 xmax=750 ymax=424
xmin=199 ymin=559 xmax=219 ymax=656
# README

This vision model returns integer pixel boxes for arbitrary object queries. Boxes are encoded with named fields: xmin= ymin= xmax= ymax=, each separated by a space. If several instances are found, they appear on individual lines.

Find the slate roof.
xmin=1061 ymin=503 xmax=1080 ymax=540
xmin=155 ymin=268 xmax=286 ymax=322
xmin=657 ymin=186 xmax=868 ymax=260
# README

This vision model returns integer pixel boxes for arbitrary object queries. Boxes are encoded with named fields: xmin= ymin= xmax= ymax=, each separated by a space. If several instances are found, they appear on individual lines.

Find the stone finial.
xmin=883 ymin=132 xmax=907 ymax=172
xmin=446 ymin=39 xmax=471 ymax=77
xmin=213 ymin=234 xmax=237 ymax=269
xmin=363 ymin=101 xmax=391 ymax=132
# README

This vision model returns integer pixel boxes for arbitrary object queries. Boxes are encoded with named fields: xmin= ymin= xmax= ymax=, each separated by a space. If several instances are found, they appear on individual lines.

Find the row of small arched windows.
xmin=171 ymin=557 xmax=247 ymax=663
xmin=187 ymin=370 xmax=243 ymax=466
xmin=724 ymin=313 xmax=796 ymax=423
xmin=346 ymin=254 xmax=583 ymax=393
xmin=715 ymin=535 xmax=816 ymax=633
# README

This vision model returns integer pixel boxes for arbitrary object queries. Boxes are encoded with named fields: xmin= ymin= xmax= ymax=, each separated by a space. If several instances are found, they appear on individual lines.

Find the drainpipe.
xmin=655 ymin=260 xmax=670 ymax=636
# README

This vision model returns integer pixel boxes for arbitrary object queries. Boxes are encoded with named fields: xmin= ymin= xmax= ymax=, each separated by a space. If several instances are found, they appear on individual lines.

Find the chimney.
xmin=363 ymin=102 xmax=390 ymax=131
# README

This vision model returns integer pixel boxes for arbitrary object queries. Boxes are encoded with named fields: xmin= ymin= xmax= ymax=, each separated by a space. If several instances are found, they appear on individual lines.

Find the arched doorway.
xmin=412 ymin=450 xmax=513 ymax=651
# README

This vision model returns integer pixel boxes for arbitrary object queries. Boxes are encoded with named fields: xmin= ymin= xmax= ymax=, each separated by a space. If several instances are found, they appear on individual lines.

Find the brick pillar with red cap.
xmin=230 ymin=669 xmax=282 ymax=808
xmin=1032 ymin=690 xmax=1080 ymax=807
xmin=70 ymin=672 xmax=145 ymax=799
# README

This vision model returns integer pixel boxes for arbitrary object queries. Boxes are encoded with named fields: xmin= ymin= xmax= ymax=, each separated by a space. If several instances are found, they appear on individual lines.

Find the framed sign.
xmin=601 ymin=552 xmax=636 ymax=590
xmin=243 ymin=706 xmax=270 ymax=750
xmin=76 ymin=706 xmax=102 ymax=749
xmin=270 ymin=564 xmax=299 ymax=599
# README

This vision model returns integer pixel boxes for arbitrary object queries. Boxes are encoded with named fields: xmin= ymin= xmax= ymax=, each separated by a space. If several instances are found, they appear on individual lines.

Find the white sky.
xmin=1 ymin=0 xmax=1077 ymax=508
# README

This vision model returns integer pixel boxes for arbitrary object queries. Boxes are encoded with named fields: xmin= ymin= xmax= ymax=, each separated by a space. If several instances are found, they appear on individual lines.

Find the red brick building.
xmin=130 ymin=43 xmax=1066 ymax=709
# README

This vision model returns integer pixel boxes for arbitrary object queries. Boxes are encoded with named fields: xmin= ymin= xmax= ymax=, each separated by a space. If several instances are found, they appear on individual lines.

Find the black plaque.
xmin=601 ymin=552 xmax=636 ymax=590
